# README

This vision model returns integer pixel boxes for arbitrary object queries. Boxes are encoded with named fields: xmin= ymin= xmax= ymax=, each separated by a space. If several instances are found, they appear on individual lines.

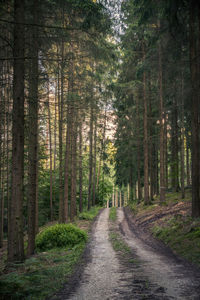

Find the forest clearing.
xmin=1 ymin=0 xmax=200 ymax=299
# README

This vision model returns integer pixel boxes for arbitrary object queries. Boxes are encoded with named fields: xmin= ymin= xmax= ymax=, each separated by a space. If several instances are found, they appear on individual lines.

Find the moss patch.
xmin=0 ymin=243 xmax=85 ymax=300
xmin=152 ymin=215 xmax=200 ymax=266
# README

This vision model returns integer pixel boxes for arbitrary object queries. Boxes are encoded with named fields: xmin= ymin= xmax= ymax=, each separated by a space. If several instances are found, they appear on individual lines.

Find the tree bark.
xmin=70 ymin=107 xmax=77 ymax=222
xmin=27 ymin=0 xmax=39 ymax=256
xmin=136 ymin=93 xmax=142 ymax=201
xmin=190 ymin=0 xmax=200 ymax=217
xmin=171 ymin=92 xmax=179 ymax=192
xmin=158 ymin=20 xmax=166 ymax=203
xmin=88 ymin=105 xmax=93 ymax=210
xmin=47 ymin=83 xmax=53 ymax=221
xmin=92 ymin=117 xmax=97 ymax=206
xmin=180 ymin=68 xmax=185 ymax=199
xmin=8 ymin=0 xmax=25 ymax=262
xmin=58 ymin=40 xmax=64 ymax=223
xmin=142 ymin=41 xmax=149 ymax=204
xmin=79 ymin=122 xmax=83 ymax=213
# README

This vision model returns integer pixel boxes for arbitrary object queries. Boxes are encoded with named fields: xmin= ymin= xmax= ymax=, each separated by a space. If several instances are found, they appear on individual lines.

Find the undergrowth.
xmin=78 ymin=206 xmax=102 ymax=221
xmin=0 ymin=243 xmax=85 ymax=300
xmin=0 ymin=206 xmax=101 ymax=299
xmin=152 ymin=215 xmax=200 ymax=265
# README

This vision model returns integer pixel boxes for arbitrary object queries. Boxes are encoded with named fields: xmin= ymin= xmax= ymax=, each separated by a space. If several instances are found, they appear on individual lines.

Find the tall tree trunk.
xmin=79 ymin=122 xmax=83 ymax=213
xmin=0 ymin=96 xmax=3 ymax=248
xmin=164 ymin=118 xmax=168 ymax=191
xmin=171 ymin=93 xmax=179 ymax=192
xmin=92 ymin=117 xmax=97 ymax=206
xmin=158 ymin=20 xmax=166 ymax=203
xmin=58 ymin=41 xmax=64 ymax=223
xmin=190 ymin=0 xmax=200 ymax=217
xmin=142 ymin=42 xmax=149 ymax=204
xmin=27 ymin=0 xmax=39 ymax=256
xmin=180 ymin=68 xmax=185 ymax=199
xmin=47 ymin=84 xmax=53 ymax=221
xmin=63 ymin=104 xmax=71 ymax=223
xmin=8 ymin=0 xmax=25 ymax=262
xmin=148 ymin=79 xmax=154 ymax=201
xmin=53 ymin=82 xmax=57 ymax=205
xmin=136 ymin=93 xmax=142 ymax=201
xmin=88 ymin=105 xmax=93 ymax=210
xmin=70 ymin=107 xmax=77 ymax=222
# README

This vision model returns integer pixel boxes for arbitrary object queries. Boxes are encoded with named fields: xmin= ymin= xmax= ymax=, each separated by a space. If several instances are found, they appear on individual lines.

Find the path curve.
xmin=118 ymin=207 xmax=200 ymax=300
xmin=52 ymin=208 xmax=200 ymax=299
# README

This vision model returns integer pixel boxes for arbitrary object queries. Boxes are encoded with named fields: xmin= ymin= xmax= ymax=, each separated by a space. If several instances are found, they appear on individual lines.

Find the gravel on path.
xmin=51 ymin=207 xmax=200 ymax=300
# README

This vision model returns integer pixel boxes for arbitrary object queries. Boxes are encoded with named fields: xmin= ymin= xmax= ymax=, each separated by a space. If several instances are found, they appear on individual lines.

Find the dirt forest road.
xmin=52 ymin=208 xmax=200 ymax=300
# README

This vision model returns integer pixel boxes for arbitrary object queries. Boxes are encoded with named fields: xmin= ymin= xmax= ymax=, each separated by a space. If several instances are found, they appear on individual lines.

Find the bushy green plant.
xmin=36 ymin=224 xmax=87 ymax=251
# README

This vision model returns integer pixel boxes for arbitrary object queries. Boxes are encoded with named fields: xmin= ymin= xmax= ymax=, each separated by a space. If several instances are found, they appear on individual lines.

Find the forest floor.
xmin=52 ymin=196 xmax=200 ymax=300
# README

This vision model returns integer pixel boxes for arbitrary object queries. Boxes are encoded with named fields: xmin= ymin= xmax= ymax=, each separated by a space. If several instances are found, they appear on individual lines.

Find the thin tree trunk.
xmin=136 ymin=94 xmax=142 ymax=201
xmin=171 ymin=93 xmax=179 ymax=192
xmin=142 ymin=41 xmax=149 ymax=204
xmin=27 ymin=0 xmax=39 ymax=256
xmin=70 ymin=107 xmax=77 ymax=222
xmin=53 ymin=82 xmax=57 ymax=205
xmin=148 ymin=80 xmax=154 ymax=201
xmin=186 ymin=135 xmax=191 ymax=186
xmin=47 ymin=84 xmax=53 ymax=221
xmin=63 ymin=104 xmax=71 ymax=223
xmin=79 ymin=122 xmax=83 ymax=213
xmin=88 ymin=106 xmax=93 ymax=210
xmin=92 ymin=117 xmax=97 ymax=206
xmin=180 ymin=68 xmax=185 ymax=199
xmin=58 ymin=41 xmax=64 ymax=223
xmin=158 ymin=20 xmax=166 ymax=203
xmin=8 ymin=0 xmax=25 ymax=262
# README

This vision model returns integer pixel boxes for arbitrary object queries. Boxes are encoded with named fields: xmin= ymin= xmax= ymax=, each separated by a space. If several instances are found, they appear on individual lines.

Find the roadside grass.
xmin=152 ymin=215 xmax=200 ymax=266
xmin=0 ymin=243 xmax=85 ymax=300
xmin=129 ymin=189 xmax=200 ymax=266
xmin=78 ymin=206 xmax=102 ymax=221
xmin=130 ymin=190 xmax=192 ymax=215
xmin=109 ymin=207 xmax=117 ymax=221
xmin=0 ymin=206 xmax=102 ymax=300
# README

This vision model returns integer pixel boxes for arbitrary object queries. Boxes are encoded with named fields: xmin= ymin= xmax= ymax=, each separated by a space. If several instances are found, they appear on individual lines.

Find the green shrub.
xmin=36 ymin=224 xmax=87 ymax=251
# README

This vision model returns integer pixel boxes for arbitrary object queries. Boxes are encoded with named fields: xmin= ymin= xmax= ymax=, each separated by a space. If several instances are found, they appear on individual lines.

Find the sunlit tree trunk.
xmin=47 ymin=83 xmax=53 ymax=221
xmin=79 ymin=121 xmax=83 ymax=213
xmin=92 ymin=117 xmax=97 ymax=206
xmin=88 ymin=105 xmax=93 ymax=210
